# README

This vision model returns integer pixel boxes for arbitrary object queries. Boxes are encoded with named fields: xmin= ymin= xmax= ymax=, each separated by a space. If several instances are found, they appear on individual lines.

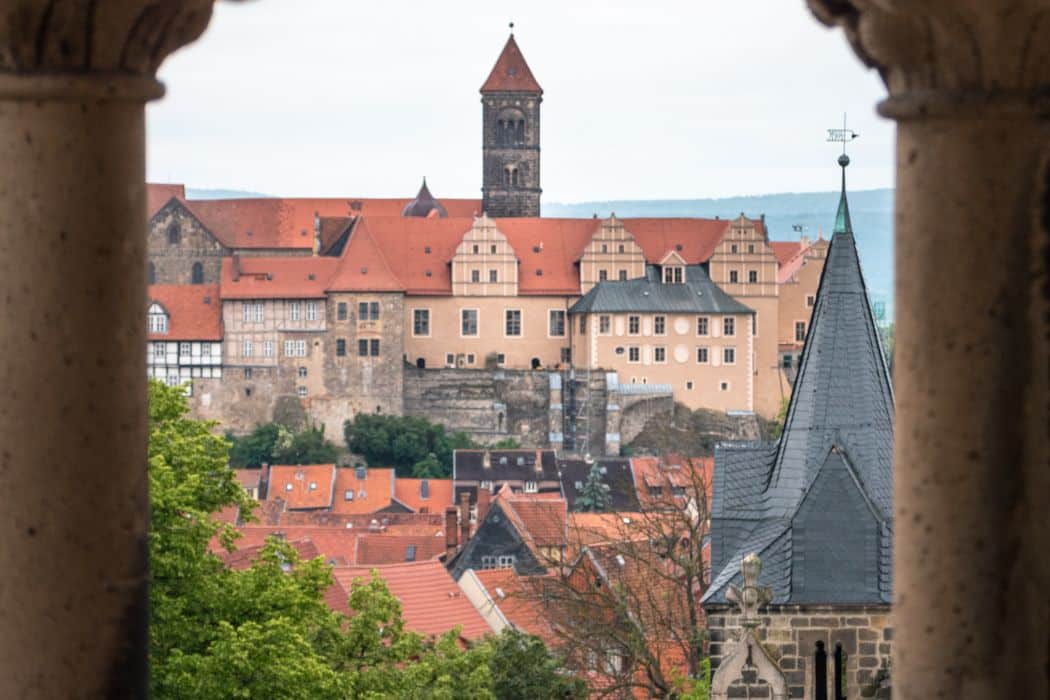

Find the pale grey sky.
xmin=147 ymin=1 xmax=895 ymax=202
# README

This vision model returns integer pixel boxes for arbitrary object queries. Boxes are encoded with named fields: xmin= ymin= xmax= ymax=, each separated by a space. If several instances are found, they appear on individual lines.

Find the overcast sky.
xmin=147 ymin=1 xmax=895 ymax=202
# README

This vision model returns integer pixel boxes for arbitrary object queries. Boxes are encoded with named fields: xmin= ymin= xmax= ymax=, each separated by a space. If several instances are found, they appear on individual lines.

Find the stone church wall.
xmin=706 ymin=605 xmax=893 ymax=700
xmin=148 ymin=201 xmax=227 ymax=285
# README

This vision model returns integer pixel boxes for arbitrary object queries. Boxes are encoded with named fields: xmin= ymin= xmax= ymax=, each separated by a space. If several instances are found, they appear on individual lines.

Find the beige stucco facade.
xmin=777 ymin=240 xmax=829 ymax=358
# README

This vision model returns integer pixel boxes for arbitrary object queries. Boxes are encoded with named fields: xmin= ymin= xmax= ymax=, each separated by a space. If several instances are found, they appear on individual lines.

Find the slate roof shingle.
xmin=569 ymin=265 xmax=753 ymax=315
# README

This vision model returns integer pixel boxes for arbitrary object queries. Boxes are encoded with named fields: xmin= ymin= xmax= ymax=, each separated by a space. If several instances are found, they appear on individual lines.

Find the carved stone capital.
xmin=808 ymin=0 xmax=1050 ymax=119
xmin=0 ymin=0 xmax=215 ymax=100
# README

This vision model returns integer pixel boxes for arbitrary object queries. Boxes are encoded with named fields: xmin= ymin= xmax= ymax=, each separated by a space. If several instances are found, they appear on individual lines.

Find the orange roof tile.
xmin=771 ymin=241 xmax=802 ymax=266
xmin=234 ymin=469 xmax=262 ymax=489
xmin=481 ymin=34 xmax=542 ymax=94
xmin=473 ymin=568 xmax=558 ymax=644
xmin=630 ymin=456 xmax=712 ymax=509
xmin=148 ymin=284 xmax=222 ymax=341
xmin=494 ymin=218 xmax=597 ymax=294
xmin=331 ymin=467 xmax=396 ymax=515
xmin=147 ymin=183 xmax=186 ymax=215
xmin=219 ymin=256 xmax=338 ymax=299
xmin=220 ymin=536 xmax=322 ymax=570
xmin=333 ymin=560 xmax=491 ymax=639
xmin=348 ymin=216 xmax=474 ymax=295
xmin=568 ymin=512 xmax=646 ymax=547
xmin=327 ymin=220 xmax=404 ymax=292
xmin=393 ymin=478 xmax=455 ymax=514
xmin=354 ymin=533 xmax=447 ymax=565
xmin=505 ymin=494 xmax=567 ymax=547
xmin=226 ymin=526 xmax=359 ymax=566
xmin=623 ymin=218 xmax=729 ymax=265
xmin=266 ymin=465 xmax=337 ymax=510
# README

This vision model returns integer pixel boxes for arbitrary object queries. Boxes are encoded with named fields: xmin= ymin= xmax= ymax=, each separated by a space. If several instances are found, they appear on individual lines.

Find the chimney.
xmin=800 ymin=234 xmax=811 ymax=249
xmin=534 ymin=449 xmax=543 ymax=473
xmin=260 ymin=463 xmax=270 ymax=499
xmin=459 ymin=491 xmax=472 ymax=545
xmin=477 ymin=486 xmax=491 ymax=525
xmin=482 ymin=450 xmax=491 ymax=469
xmin=313 ymin=212 xmax=321 ymax=256
xmin=445 ymin=505 xmax=459 ymax=557
xmin=231 ymin=254 xmax=241 ymax=282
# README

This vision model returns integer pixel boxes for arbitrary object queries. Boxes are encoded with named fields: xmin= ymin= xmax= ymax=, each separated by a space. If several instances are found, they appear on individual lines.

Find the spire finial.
xmin=827 ymin=115 xmax=858 ymax=235
xmin=509 ymin=20 xmax=514 ymax=35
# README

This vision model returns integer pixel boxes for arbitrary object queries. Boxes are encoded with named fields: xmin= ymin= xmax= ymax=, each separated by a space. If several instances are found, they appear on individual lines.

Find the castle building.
xmin=702 ymin=157 xmax=894 ymax=699
xmin=144 ymin=33 xmax=827 ymax=445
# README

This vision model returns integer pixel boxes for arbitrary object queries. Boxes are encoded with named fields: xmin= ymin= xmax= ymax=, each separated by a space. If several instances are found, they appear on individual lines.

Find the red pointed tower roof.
xmin=480 ymin=33 xmax=542 ymax=94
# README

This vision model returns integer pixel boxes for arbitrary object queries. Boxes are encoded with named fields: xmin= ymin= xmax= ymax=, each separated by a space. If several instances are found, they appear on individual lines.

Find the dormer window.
xmin=663 ymin=266 xmax=683 ymax=284
xmin=147 ymin=304 xmax=168 ymax=334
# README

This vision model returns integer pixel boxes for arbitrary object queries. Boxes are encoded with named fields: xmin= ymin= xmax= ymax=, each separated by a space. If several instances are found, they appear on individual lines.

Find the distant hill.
xmin=186 ymin=188 xmax=271 ymax=200
xmin=544 ymin=188 xmax=895 ymax=317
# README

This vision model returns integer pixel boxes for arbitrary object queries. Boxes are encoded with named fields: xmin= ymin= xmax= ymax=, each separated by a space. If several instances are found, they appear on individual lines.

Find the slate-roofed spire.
xmin=702 ymin=154 xmax=895 ymax=606
xmin=401 ymin=177 xmax=448 ymax=218
xmin=833 ymin=153 xmax=853 ymax=234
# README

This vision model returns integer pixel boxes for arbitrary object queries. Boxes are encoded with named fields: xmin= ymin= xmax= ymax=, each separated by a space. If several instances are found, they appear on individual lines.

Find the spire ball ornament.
xmin=838 ymin=153 xmax=850 ymax=168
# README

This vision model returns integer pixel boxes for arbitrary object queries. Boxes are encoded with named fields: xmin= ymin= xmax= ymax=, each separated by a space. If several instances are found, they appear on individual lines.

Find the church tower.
xmin=480 ymin=30 xmax=542 ymax=218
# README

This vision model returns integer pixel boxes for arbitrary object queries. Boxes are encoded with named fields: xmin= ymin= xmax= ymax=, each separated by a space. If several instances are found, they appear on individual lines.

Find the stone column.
xmin=0 ymin=4 xmax=213 ymax=698
xmin=809 ymin=2 xmax=1050 ymax=699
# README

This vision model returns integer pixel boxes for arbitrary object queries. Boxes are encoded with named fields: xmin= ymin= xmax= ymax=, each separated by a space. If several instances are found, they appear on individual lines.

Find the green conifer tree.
xmin=576 ymin=462 xmax=612 ymax=512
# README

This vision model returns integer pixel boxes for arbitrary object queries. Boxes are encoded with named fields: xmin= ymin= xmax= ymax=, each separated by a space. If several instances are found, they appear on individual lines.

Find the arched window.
xmin=497 ymin=107 xmax=525 ymax=145
xmin=148 ymin=303 xmax=168 ymax=334
xmin=503 ymin=167 xmax=512 ymax=187
xmin=148 ymin=262 xmax=156 ymax=285
xmin=167 ymin=222 xmax=180 ymax=245
xmin=191 ymin=262 xmax=204 ymax=284
xmin=516 ymin=119 xmax=525 ymax=143
xmin=511 ymin=169 xmax=520 ymax=187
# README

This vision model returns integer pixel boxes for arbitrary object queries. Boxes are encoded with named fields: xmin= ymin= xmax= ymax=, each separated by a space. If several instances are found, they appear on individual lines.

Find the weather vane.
xmin=827 ymin=113 xmax=859 ymax=156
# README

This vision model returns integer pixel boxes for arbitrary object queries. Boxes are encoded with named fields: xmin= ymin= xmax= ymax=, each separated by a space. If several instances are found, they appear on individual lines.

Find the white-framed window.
xmin=505 ymin=309 xmax=522 ymax=337
xmin=489 ymin=269 xmax=498 ymax=283
xmin=263 ymin=341 xmax=275 ymax=358
xmin=654 ymin=346 xmax=667 ymax=363
xmin=243 ymin=367 xmax=252 ymax=379
xmin=729 ymin=270 xmax=739 ymax=283
xmin=284 ymin=340 xmax=307 ymax=357
xmin=686 ymin=381 xmax=694 ymax=390
xmin=599 ymin=315 xmax=611 ymax=335
xmin=723 ymin=347 xmax=736 ymax=364
xmin=289 ymin=301 xmax=301 ymax=321
xmin=243 ymin=340 xmax=253 ymax=358
xmin=297 ymin=386 xmax=307 ymax=397
xmin=628 ymin=315 xmax=640 ymax=335
xmin=297 ymin=366 xmax=307 ymax=378
xmin=242 ymin=301 xmax=263 ymax=323
xmin=598 ymin=269 xmax=608 ymax=282
xmin=466 ymin=353 xmax=476 ymax=365
xmin=306 ymin=301 xmax=318 ymax=321
xmin=795 ymin=321 xmax=807 ymax=342
xmin=748 ymin=269 xmax=758 ymax=283
xmin=549 ymin=309 xmax=566 ymax=337
xmin=524 ymin=481 xmax=538 ymax=493
xmin=654 ymin=315 xmax=666 ymax=335
xmin=806 ymin=295 xmax=815 ymax=307
xmin=723 ymin=317 xmax=736 ymax=337
xmin=618 ymin=269 xmax=628 ymax=281
xmin=663 ymin=266 xmax=683 ymax=284
xmin=628 ymin=346 xmax=640 ymax=363
xmin=337 ymin=302 xmax=348 ymax=320
xmin=358 ymin=301 xmax=380 ymax=321
xmin=461 ymin=309 xmax=478 ymax=337
xmin=413 ymin=309 xmax=430 ymax=337
xmin=697 ymin=316 xmax=709 ymax=336
xmin=471 ymin=269 xmax=480 ymax=283
xmin=148 ymin=304 xmax=168 ymax=334
xmin=696 ymin=347 xmax=709 ymax=364
xmin=720 ymin=381 xmax=730 ymax=391
xmin=151 ymin=343 xmax=165 ymax=360
xmin=446 ymin=353 xmax=455 ymax=366
xmin=358 ymin=338 xmax=380 ymax=356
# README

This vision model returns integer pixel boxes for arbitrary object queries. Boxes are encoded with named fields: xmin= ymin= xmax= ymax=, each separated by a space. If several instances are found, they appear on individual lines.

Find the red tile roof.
xmin=354 ymin=533 xmax=447 ymax=565
xmin=630 ymin=456 xmax=713 ymax=510
xmin=331 ymin=468 xmax=396 ymax=514
xmin=145 ymin=184 xmax=481 ymax=250
xmin=226 ymin=526 xmax=360 ymax=566
xmin=234 ymin=469 xmax=262 ymax=490
xmin=472 ymin=568 xmax=557 ymax=644
xmin=327 ymin=220 xmax=404 ymax=292
xmin=148 ymin=284 xmax=222 ymax=341
xmin=393 ymin=478 xmax=455 ymax=514
xmin=219 ymin=256 xmax=338 ymax=299
xmin=266 ymin=465 xmax=337 ymax=510
xmin=333 ymin=560 xmax=491 ymax=639
xmin=623 ymin=218 xmax=729 ymax=265
xmin=481 ymin=35 xmax=542 ymax=94
xmin=220 ymin=535 xmax=322 ymax=570
xmin=771 ymin=241 xmax=802 ymax=266
xmin=505 ymin=494 xmax=567 ymax=547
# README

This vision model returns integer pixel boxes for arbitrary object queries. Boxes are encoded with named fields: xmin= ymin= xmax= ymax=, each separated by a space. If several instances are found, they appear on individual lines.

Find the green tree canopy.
xmin=343 ymin=414 xmax=478 ymax=477
xmin=149 ymin=380 xmax=580 ymax=698
xmin=228 ymin=422 xmax=338 ymax=468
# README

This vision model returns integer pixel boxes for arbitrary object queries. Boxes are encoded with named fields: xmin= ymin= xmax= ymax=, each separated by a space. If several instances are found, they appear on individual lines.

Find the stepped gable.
xmin=480 ymin=33 xmax=542 ymax=94
xmin=147 ymin=284 xmax=222 ymax=340
xmin=703 ymin=157 xmax=894 ymax=605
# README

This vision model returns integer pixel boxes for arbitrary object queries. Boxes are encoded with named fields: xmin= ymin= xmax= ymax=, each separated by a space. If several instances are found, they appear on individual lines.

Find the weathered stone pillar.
xmin=809 ymin=2 xmax=1050 ymax=698
xmin=0 ymin=4 xmax=212 ymax=697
